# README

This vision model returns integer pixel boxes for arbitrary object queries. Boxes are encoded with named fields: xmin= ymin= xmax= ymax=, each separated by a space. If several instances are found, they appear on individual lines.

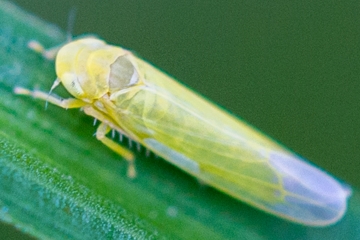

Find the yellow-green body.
xmin=16 ymin=38 xmax=351 ymax=226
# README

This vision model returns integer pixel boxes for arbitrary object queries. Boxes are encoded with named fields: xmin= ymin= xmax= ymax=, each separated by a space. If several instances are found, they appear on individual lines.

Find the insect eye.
xmin=109 ymin=55 xmax=140 ymax=92
xmin=61 ymin=73 xmax=85 ymax=98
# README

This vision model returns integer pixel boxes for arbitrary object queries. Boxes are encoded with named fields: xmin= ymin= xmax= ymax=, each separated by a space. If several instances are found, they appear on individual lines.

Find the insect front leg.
xmin=28 ymin=40 xmax=64 ymax=60
xmin=14 ymin=87 xmax=86 ymax=109
xmin=96 ymin=122 xmax=136 ymax=178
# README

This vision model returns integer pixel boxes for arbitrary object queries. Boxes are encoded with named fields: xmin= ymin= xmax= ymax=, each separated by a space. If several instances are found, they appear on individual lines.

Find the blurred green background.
xmin=12 ymin=0 xmax=359 ymax=186
xmin=2 ymin=0 xmax=360 ymax=238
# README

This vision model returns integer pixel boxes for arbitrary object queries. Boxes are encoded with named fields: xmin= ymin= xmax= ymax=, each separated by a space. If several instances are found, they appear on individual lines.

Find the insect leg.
xmin=14 ymin=87 xmax=86 ymax=109
xmin=28 ymin=40 xmax=64 ymax=60
xmin=96 ymin=122 xmax=136 ymax=178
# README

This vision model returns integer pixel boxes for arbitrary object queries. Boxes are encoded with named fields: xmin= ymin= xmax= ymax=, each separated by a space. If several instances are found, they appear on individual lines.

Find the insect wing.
xmin=108 ymin=55 xmax=350 ymax=226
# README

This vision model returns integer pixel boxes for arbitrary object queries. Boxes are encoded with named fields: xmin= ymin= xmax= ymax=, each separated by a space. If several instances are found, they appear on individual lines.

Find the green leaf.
xmin=0 ymin=1 xmax=359 ymax=239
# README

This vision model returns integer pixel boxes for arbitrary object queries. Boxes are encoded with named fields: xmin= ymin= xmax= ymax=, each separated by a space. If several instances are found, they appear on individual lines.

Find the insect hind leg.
xmin=96 ymin=122 xmax=136 ymax=178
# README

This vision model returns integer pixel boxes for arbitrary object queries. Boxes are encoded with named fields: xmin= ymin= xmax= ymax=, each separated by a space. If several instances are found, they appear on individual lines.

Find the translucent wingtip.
xmin=269 ymin=152 xmax=351 ymax=226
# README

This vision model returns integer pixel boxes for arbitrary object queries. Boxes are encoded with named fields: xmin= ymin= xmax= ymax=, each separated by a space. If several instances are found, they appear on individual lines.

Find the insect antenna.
xmin=66 ymin=7 xmax=77 ymax=43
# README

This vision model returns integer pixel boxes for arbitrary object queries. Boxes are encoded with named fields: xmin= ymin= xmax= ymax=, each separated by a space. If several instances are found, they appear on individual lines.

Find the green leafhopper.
xmin=15 ymin=37 xmax=351 ymax=226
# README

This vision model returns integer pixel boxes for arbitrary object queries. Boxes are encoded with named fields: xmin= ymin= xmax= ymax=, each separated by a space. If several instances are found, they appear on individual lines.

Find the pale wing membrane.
xmin=110 ymin=82 xmax=343 ymax=225
xmin=112 ymin=84 xmax=280 ymax=173
xmin=106 ymin=56 xmax=349 ymax=226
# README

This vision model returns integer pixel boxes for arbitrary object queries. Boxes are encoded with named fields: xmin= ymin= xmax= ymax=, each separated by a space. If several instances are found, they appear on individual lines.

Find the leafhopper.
xmin=15 ymin=37 xmax=351 ymax=226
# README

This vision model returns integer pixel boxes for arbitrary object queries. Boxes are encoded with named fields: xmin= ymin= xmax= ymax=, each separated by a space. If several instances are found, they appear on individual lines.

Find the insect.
xmin=15 ymin=37 xmax=351 ymax=226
